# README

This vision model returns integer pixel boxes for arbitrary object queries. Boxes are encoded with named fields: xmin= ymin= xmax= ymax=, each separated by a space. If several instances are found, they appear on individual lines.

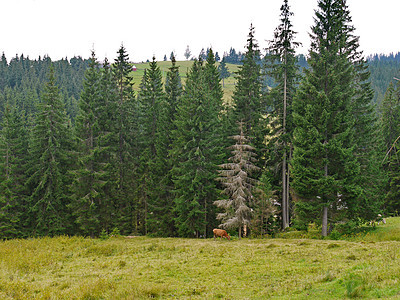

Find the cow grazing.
xmin=213 ymin=228 xmax=230 ymax=240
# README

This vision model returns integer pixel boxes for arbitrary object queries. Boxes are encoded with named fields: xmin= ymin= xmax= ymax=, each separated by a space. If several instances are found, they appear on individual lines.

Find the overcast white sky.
xmin=2 ymin=0 xmax=399 ymax=62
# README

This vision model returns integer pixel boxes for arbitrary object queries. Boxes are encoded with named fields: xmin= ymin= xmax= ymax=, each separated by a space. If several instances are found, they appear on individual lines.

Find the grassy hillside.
xmin=1 ymin=218 xmax=400 ymax=299
xmin=131 ymin=60 xmax=240 ymax=103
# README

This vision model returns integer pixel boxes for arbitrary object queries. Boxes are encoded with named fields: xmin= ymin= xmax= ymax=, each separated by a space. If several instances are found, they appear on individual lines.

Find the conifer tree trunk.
xmin=266 ymin=1 xmax=300 ymax=230
xmin=204 ymin=200 xmax=207 ymax=238
xmin=282 ymin=153 xmax=287 ymax=229
xmin=282 ymin=51 xmax=288 ymax=229
xmin=286 ymin=148 xmax=292 ymax=226
xmin=322 ymin=142 xmax=329 ymax=237
xmin=322 ymin=206 xmax=328 ymax=237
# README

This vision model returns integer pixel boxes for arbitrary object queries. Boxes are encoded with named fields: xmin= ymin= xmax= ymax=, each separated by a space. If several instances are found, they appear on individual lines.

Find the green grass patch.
xmin=131 ymin=60 xmax=240 ymax=104
xmin=343 ymin=217 xmax=400 ymax=242
xmin=1 ymin=218 xmax=400 ymax=299
xmin=276 ymin=217 xmax=400 ymax=243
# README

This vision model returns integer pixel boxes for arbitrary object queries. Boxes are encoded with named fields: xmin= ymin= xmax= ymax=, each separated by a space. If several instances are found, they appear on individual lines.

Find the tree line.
xmin=368 ymin=53 xmax=400 ymax=105
xmin=0 ymin=0 xmax=397 ymax=239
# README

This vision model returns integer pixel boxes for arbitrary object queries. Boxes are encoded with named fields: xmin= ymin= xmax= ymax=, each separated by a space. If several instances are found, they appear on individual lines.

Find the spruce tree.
xmin=165 ymin=55 xmax=183 ymax=125
xmin=171 ymin=55 xmax=224 ymax=238
xmin=266 ymin=0 xmax=301 ymax=229
xmin=233 ymin=24 xmax=266 ymax=166
xmin=215 ymin=52 xmax=220 ymax=62
xmin=0 ymin=52 xmax=7 ymax=90
xmin=163 ymin=55 xmax=183 ymax=236
xmin=215 ymin=122 xmax=259 ymax=239
xmin=0 ymin=105 xmax=17 ymax=238
xmin=184 ymin=45 xmax=191 ymax=60
xmin=26 ymin=65 xmax=73 ymax=236
xmin=112 ymin=45 xmax=137 ymax=234
xmin=137 ymin=57 xmax=170 ymax=236
xmin=291 ymin=0 xmax=360 ymax=236
xmin=0 ymin=105 xmax=29 ymax=238
xmin=70 ymin=51 xmax=102 ymax=236
xmin=381 ymin=82 xmax=400 ymax=151
xmin=202 ymin=49 xmax=226 ymax=234
xmin=96 ymin=57 xmax=119 ymax=233
xmin=171 ymin=59 xmax=204 ymax=237
xmin=218 ymin=58 xmax=230 ymax=88
xmin=381 ymin=81 xmax=400 ymax=212
xmin=204 ymin=49 xmax=224 ymax=111
xmin=199 ymin=48 xmax=206 ymax=61
xmin=340 ymin=1 xmax=385 ymax=221
xmin=252 ymin=174 xmax=278 ymax=237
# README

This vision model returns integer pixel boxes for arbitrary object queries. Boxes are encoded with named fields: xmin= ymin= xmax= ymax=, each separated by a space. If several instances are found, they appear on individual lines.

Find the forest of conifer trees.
xmin=0 ymin=0 xmax=400 ymax=239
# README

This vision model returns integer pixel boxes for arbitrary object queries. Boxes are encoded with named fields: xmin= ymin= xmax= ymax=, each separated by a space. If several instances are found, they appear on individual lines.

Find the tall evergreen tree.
xmin=0 ymin=105 xmax=18 ymax=238
xmin=340 ymin=1 xmax=385 ymax=221
xmin=233 ymin=24 xmax=266 ymax=167
xmin=266 ymin=0 xmax=301 ymax=229
xmin=381 ymin=82 xmax=400 ymax=151
xmin=171 ymin=59 xmax=204 ymax=237
xmin=0 ymin=104 xmax=29 ymax=238
xmin=291 ymin=0 xmax=360 ymax=236
xmin=95 ymin=57 xmax=119 ymax=233
xmin=70 ymin=51 xmax=103 ymax=236
xmin=26 ymin=65 xmax=73 ymax=236
xmin=381 ymin=81 xmax=400 ymax=213
xmin=112 ymin=45 xmax=137 ymax=234
xmin=202 ymin=49 xmax=227 ymax=233
xmin=171 ymin=54 xmax=225 ymax=238
xmin=137 ymin=57 xmax=170 ymax=236
xmin=162 ymin=55 xmax=183 ymax=236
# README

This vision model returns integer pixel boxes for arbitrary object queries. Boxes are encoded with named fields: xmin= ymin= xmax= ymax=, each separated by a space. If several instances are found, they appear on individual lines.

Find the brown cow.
xmin=213 ymin=228 xmax=230 ymax=240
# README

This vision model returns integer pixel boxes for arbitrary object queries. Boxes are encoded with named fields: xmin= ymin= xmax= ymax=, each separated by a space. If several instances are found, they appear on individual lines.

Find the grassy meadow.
xmin=1 ymin=218 xmax=400 ymax=299
xmin=131 ymin=60 xmax=240 ymax=103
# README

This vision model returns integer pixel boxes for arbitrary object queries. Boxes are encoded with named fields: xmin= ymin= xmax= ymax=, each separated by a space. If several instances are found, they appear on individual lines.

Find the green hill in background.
xmin=131 ymin=60 xmax=240 ymax=103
